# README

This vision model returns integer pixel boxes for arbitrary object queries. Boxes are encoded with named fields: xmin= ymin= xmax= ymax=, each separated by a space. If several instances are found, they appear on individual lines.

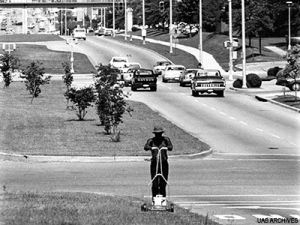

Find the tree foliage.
xmin=283 ymin=44 xmax=300 ymax=98
xmin=0 ymin=53 xmax=20 ymax=88
xmin=23 ymin=61 xmax=51 ymax=101
xmin=62 ymin=62 xmax=74 ymax=109
xmin=65 ymin=86 xmax=96 ymax=121
xmin=94 ymin=64 xmax=132 ymax=138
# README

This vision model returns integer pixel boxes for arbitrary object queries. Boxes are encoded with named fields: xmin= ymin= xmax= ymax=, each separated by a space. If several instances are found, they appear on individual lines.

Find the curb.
xmin=255 ymin=95 xmax=300 ymax=113
xmin=0 ymin=149 xmax=214 ymax=163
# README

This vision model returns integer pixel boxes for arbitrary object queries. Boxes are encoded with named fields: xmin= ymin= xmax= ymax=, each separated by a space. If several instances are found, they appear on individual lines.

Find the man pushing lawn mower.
xmin=142 ymin=126 xmax=174 ymax=212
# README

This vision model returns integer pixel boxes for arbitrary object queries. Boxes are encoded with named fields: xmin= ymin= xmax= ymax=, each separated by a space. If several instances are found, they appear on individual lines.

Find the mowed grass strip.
xmin=0 ymin=191 xmax=220 ymax=225
xmin=0 ymin=81 xmax=209 ymax=156
xmin=0 ymin=44 xmax=95 ymax=74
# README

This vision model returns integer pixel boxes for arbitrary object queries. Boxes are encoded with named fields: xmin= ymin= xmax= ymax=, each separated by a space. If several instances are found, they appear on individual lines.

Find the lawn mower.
xmin=141 ymin=146 xmax=175 ymax=213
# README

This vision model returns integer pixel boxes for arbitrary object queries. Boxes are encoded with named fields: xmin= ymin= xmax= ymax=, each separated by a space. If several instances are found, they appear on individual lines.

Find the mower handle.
xmin=151 ymin=147 xmax=168 ymax=151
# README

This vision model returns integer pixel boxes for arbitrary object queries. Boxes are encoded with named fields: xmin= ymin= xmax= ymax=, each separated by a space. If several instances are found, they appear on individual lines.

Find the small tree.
xmin=0 ymin=53 xmax=20 ymax=89
xmin=62 ymin=62 xmax=74 ymax=109
xmin=65 ymin=86 xmax=96 ymax=121
xmin=94 ymin=64 xmax=132 ymax=139
xmin=283 ymin=44 xmax=300 ymax=100
xmin=23 ymin=61 xmax=51 ymax=102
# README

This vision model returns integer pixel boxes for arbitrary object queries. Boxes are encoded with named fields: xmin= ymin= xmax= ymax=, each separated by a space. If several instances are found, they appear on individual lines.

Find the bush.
xmin=233 ymin=78 xmax=243 ymax=88
xmin=246 ymin=73 xmax=262 ymax=88
xmin=267 ymin=66 xmax=283 ymax=77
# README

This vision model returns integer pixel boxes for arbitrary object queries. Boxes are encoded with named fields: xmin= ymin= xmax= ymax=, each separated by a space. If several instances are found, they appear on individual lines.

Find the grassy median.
xmin=0 ymin=81 xmax=210 ymax=156
xmin=0 ymin=191 xmax=220 ymax=225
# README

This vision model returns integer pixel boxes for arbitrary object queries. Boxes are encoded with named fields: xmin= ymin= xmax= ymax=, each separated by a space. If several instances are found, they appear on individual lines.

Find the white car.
xmin=109 ymin=57 xmax=128 ymax=70
xmin=153 ymin=60 xmax=172 ymax=75
xmin=73 ymin=27 xmax=86 ymax=40
xmin=162 ymin=65 xmax=186 ymax=82
xmin=122 ymin=63 xmax=142 ymax=86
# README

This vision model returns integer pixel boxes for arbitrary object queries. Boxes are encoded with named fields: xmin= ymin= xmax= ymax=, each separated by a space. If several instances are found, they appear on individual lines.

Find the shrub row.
xmin=233 ymin=73 xmax=262 ymax=88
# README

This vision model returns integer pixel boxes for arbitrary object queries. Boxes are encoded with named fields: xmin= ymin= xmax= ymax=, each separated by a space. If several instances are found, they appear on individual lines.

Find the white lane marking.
xmin=230 ymin=116 xmax=236 ymax=120
xmin=211 ymin=107 xmax=217 ymax=111
xmin=289 ymin=142 xmax=298 ymax=146
xmin=215 ymin=153 xmax=300 ymax=156
xmin=194 ymin=99 xmax=198 ymax=102
xmin=180 ymin=93 xmax=185 ymax=95
xmin=168 ymin=194 xmax=300 ymax=197
xmin=168 ymin=87 xmax=172 ymax=89
xmin=240 ymin=121 xmax=248 ymax=125
xmin=271 ymin=134 xmax=281 ymax=139
xmin=256 ymin=128 xmax=263 ymax=132
xmin=202 ymin=103 xmax=207 ymax=107
xmin=187 ymin=96 xmax=192 ymax=98
xmin=220 ymin=111 xmax=226 ymax=115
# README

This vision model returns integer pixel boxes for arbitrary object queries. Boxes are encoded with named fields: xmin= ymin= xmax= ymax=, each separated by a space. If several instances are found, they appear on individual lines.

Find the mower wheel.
xmin=141 ymin=203 xmax=147 ymax=212
xmin=170 ymin=203 xmax=175 ymax=213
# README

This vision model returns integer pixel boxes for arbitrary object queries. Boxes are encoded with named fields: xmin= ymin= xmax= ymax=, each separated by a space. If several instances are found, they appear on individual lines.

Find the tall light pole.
xmin=241 ymin=0 xmax=247 ymax=88
xmin=287 ymin=1 xmax=292 ymax=50
xmin=142 ymin=0 xmax=146 ymax=44
xmin=66 ymin=39 xmax=78 ymax=74
xmin=125 ymin=0 xmax=127 ymax=40
xmin=228 ymin=0 xmax=233 ymax=80
xmin=199 ymin=0 xmax=203 ymax=65
xmin=169 ymin=0 xmax=173 ymax=53
xmin=113 ymin=0 xmax=115 ymax=37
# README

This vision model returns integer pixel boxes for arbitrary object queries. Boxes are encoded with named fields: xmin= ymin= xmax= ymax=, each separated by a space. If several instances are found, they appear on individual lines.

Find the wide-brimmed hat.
xmin=153 ymin=126 xmax=164 ymax=133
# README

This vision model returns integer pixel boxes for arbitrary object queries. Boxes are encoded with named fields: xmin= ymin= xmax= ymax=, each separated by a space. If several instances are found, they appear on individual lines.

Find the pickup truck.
xmin=131 ymin=69 xmax=157 ymax=91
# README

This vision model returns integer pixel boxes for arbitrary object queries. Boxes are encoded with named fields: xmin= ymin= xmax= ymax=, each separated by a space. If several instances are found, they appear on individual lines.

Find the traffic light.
xmin=119 ymin=2 xmax=123 ymax=11
xmin=159 ymin=1 xmax=164 ymax=12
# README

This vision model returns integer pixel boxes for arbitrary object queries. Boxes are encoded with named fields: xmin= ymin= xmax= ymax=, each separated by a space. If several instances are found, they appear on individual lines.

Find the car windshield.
xmin=135 ymin=70 xmax=152 ymax=76
xmin=157 ymin=62 xmax=170 ymax=66
xmin=113 ymin=58 xmax=127 ymax=62
xmin=196 ymin=71 xmax=221 ymax=77
xmin=168 ymin=67 xmax=184 ymax=70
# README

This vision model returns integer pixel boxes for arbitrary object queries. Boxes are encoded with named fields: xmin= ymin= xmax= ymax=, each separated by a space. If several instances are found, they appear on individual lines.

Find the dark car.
xmin=191 ymin=69 xmax=226 ymax=97
xmin=276 ymin=77 xmax=300 ymax=91
xmin=131 ymin=68 xmax=157 ymax=91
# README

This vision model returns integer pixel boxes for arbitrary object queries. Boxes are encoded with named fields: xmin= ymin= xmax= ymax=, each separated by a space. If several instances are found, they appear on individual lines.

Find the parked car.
xmin=131 ymin=68 xmax=157 ymax=91
xmin=153 ymin=61 xmax=172 ymax=75
xmin=72 ymin=27 xmax=86 ymax=40
xmin=5 ymin=28 xmax=14 ymax=35
xmin=191 ymin=69 xmax=226 ymax=97
xmin=179 ymin=68 xmax=201 ymax=86
xmin=95 ymin=27 xmax=113 ymax=36
xmin=276 ymin=76 xmax=300 ymax=91
xmin=109 ymin=56 xmax=128 ymax=70
xmin=162 ymin=65 xmax=185 ymax=82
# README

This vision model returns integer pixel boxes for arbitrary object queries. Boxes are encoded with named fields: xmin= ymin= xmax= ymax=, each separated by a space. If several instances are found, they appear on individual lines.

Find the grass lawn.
xmin=0 ymin=81 xmax=210 ymax=156
xmin=112 ymin=29 xmax=286 ymax=71
xmin=0 ymin=34 xmax=95 ymax=74
xmin=0 ymin=191 xmax=219 ymax=225
xmin=272 ymin=94 xmax=300 ymax=109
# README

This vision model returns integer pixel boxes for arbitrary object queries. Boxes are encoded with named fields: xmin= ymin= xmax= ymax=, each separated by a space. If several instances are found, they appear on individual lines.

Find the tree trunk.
xmin=259 ymin=32 xmax=262 ymax=55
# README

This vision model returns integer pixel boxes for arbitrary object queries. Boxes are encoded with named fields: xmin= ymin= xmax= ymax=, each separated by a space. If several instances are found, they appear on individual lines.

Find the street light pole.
xmin=142 ymin=0 xmax=146 ymax=44
xmin=113 ymin=0 xmax=115 ymax=37
xmin=228 ymin=0 xmax=233 ymax=80
xmin=241 ymin=0 xmax=247 ymax=88
xmin=66 ymin=39 xmax=78 ymax=74
xmin=287 ymin=1 xmax=292 ymax=50
xmin=199 ymin=0 xmax=202 ymax=65
xmin=124 ymin=0 xmax=127 ymax=40
xmin=170 ymin=0 xmax=173 ymax=53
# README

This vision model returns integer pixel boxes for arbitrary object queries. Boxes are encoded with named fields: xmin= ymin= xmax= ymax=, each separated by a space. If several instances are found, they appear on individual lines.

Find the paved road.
xmin=1 ymin=158 xmax=299 ymax=225
xmin=1 ymin=36 xmax=299 ymax=225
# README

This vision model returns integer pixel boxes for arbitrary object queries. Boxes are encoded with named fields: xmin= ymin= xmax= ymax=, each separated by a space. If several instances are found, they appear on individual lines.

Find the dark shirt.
xmin=144 ymin=136 xmax=173 ymax=161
